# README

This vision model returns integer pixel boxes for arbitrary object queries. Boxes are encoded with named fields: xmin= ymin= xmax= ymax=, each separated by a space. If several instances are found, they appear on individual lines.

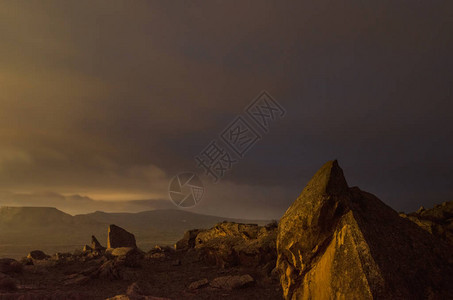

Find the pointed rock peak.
xmin=303 ymin=160 xmax=349 ymax=196
xmin=91 ymin=235 xmax=105 ymax=250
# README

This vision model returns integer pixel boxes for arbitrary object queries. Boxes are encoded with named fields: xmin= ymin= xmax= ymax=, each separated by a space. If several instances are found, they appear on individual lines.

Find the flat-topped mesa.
xmin=277 ymin=160 xmax=453 ymax=300
xmin=107 ymin=224 xmax=137 ymax=249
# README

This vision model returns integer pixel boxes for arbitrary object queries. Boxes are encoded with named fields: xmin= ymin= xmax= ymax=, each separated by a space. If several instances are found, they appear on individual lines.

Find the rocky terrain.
xmin=1 ymin=160 xmax=452 ymax=299
xmin=0 ymin=222 xmax=281 ymax=299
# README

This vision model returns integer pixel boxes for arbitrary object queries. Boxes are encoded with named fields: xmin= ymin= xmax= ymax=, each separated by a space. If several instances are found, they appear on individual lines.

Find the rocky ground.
xmin=0 ymin=223 xmax=281 ymax=300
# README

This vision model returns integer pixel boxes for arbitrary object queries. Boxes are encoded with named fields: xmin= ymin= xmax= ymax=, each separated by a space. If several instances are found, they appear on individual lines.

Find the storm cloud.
xmin=0 ymin=1 xmax=452 ymax=219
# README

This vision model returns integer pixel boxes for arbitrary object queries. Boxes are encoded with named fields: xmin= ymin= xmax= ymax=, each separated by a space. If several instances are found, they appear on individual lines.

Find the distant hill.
xmin=0 ymin=207 xmax=270 ymax=259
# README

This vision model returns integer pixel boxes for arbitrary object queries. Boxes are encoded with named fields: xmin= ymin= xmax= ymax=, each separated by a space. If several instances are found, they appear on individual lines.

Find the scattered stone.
xmin=108 ymin=224 xmax=137 ymax=248
xmin=27 ymin=250 xmax=50 ymax=260
xmin=188 ymin=278 xmax=209 ymax=290
xmin=210 ymin=274 xmax=255 ymax=290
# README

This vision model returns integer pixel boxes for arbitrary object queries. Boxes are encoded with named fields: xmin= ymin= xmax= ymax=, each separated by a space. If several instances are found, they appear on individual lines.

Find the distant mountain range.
xmin=0 ymin=207 xmax=270 ymax=259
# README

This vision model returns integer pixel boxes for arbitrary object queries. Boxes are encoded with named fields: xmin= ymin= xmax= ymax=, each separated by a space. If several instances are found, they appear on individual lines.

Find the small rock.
xmin=27 ymin=250 xmax=50 ymax=260
xmin=63 ymin=274 xmax=90 ymax=286
xmin=54 ymin=252 xmax=73 ymax=261
xmin=146 ymin=253 xmax=165 ymax=260
xmin=20 ymin=257 xmax=33 ymax=265
xmin=151 ymin=245 xmax=175 ymax=253
xmin=416 ymin=206 xmax=426 ymax=214
xmin=188 ymin=278 xmax=209 ymax=290
xmin=110 ymin=247 xmax=137 ymax=257
xmin=210 ymin=274 xmax=255 ymax=290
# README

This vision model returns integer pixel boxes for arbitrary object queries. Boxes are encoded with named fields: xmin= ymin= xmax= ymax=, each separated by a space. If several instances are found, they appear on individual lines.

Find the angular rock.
xmin=209 ymin=274 xmax=255 ymax=290
xmin=91 ymin=235 xmax=106 ymax=250
xmin=108 ymin=224 xmax=137 ymax=248
xmin=277 ymin=160 xmax=453 ymax=299
xmin=175 ymin=229 xmax=205 ymax=250
xmin=175 ymin=222 xmax=277 ymax=268
xmin=27 ymin=250 xmax=50 ymax=260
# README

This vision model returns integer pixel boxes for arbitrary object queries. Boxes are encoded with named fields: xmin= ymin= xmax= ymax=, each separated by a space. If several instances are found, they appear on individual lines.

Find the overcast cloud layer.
xmin=0 ymin=1 xmax=452 ymax=219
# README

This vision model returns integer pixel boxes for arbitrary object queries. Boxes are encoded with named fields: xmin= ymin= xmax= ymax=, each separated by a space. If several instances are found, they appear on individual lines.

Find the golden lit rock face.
xmin=277 ymin=161 xmax=453 ymax=300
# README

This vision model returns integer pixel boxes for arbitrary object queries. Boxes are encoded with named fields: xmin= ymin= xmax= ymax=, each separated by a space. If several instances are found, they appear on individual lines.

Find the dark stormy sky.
xmin=0 ymin=1 xmax=452 ymax=219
